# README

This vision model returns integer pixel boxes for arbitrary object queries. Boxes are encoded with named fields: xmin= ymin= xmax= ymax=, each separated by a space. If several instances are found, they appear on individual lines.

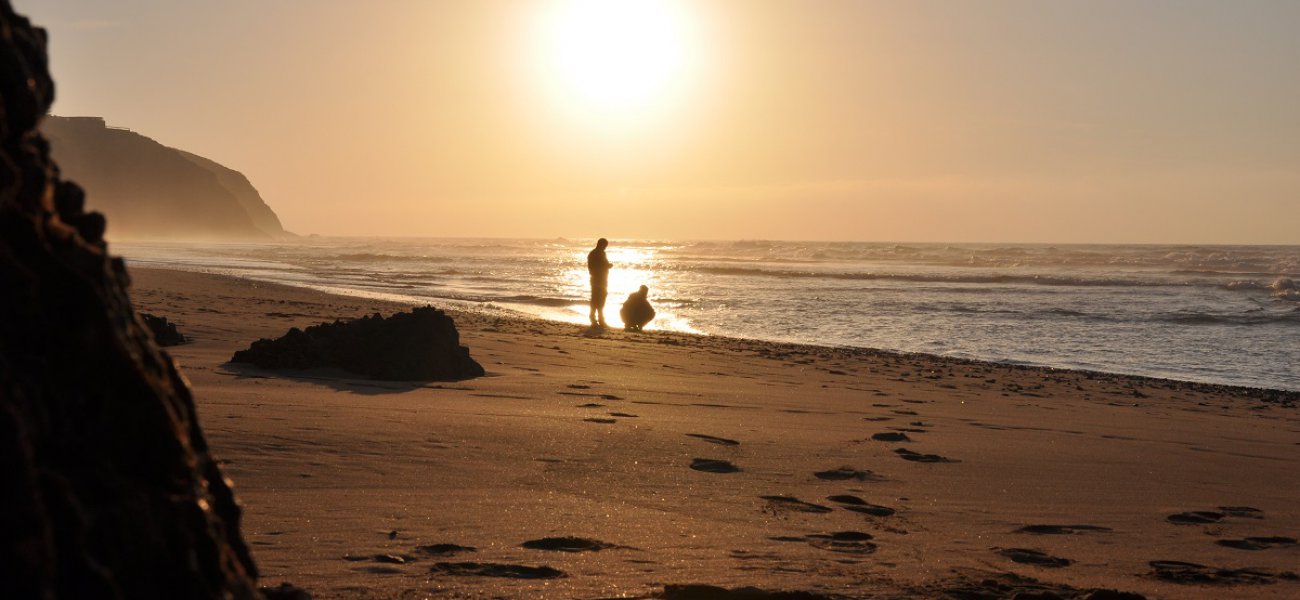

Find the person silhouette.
xmin=587 ymin=238 xmax=612 ymax=327
xmin=620 ymin=285 xmax=655 ymax=332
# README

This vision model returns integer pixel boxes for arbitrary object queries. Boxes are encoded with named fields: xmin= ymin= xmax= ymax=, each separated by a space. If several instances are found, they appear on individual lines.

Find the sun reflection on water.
xmin=548 ymin=245 xmax=698 ymax=333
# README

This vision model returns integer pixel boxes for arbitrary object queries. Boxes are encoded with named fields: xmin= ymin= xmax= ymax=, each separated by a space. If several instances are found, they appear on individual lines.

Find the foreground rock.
xmin=231 ymin=307 xmax=485 ymax=381
xmin=0 ymin=3 xmax=274 ymax=598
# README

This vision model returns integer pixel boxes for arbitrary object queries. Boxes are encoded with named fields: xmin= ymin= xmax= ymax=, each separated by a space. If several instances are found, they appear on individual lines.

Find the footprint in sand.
xmin=413 ymin=543 xmax=476 ymax=556
xmin=729 ymin=549 xmax=783 ymax=561
xmin=429 ymin=562 xmax=565 ymax=579
xmin=1167 ymin=511 xmax=1224 ymax=525
xmin=994 ymin=547 xmax=1072 ymax=568
xmin=521 ymin=536 xmax=619 ymax=552
xmin=343 ymin=553 xmax=415 ymax=574
xmin=1147 ymin=560 xmax=1296 ymax=585
xmin=935 ymin=572 xmax=1147 ymax=600
xmin=344 ymin=553 xmax=411 ymax=565
xmin=560 ymin=391 xmax=624 ymax=400
xmin=1217 ymin=506 xmax=1264 ymax=518
xmin=826 ymin=495 xmax=896 ymax=517
xmin=690 ymin=458 xmax=741 ymax=473
xmin=662 ymin=584 xmax=839 ymax=600
xmin=767 ymin=532 xmax=877 ymax=555
xmin=760 ymin=495 xmax=834 ymax=514
xmin=807 ymin=531 xmax=877 ymax=555
xmin=686 ymin=433 xmax=740 ymax=446
xmin=1015 ymin=524 xmax=1112 ymax=535
xmin=894 ymin=448 xmax=958 ymax=463
xmin=356 ymin=565 xmax=404 ymax=574
xmin=1215 ymin=536 xmax=1297 ymax=551
xmin=871 ymin=432 xmax=911 ymax=442
xmin=814 ymin=467 xmax=884 ymax=482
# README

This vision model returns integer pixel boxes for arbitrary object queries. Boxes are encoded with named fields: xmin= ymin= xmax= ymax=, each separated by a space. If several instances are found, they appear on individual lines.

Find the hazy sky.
xmin=20 ymin=0 xmax=1300 ymax=243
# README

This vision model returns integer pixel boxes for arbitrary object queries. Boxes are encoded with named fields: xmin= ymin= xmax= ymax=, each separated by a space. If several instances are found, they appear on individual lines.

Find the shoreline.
xmin=128 ymin=265 xmax=1300 ymax=599
xmin=134 ymin=265 xmax=1300 ymax=402
xmin=118 ymin=236 xmax=1300 ymax=394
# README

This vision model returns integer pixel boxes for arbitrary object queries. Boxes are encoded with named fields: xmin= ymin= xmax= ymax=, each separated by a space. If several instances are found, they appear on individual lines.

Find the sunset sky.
xmin=21 ymin=0 xmax=1300 ymax=243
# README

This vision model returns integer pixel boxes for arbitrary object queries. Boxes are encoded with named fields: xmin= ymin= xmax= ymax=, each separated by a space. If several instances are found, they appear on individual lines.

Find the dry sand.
xmin=130 ymin=267 xmax=1300 ymax=599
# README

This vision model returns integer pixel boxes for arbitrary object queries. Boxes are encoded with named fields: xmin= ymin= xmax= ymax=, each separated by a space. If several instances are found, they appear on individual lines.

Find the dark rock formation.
xmin=0 ymin=3 xmax=273 ymax=598
xmin=231 ymin=307 xmax=485 ymax=381
xmin=140 ymin=312 xmax=187 ymax=346
xmin=41 ymin=115 xmax=290 ymax=240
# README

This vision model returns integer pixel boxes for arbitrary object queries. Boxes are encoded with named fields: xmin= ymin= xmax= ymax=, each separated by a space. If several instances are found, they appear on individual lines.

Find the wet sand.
xmin=131 ymin=266 xmax=1300 ymax=599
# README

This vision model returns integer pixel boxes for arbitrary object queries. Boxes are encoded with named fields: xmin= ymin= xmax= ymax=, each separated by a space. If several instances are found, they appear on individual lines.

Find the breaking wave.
xmin=1159 ymin=311 xmax=1300 ymax=326
xmin=682 ymin=265 xmax=1181 ymax=288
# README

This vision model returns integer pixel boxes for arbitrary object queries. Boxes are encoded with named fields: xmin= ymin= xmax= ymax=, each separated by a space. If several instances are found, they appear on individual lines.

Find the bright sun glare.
xmin=537 ymin=0 xmax=694 ymax=120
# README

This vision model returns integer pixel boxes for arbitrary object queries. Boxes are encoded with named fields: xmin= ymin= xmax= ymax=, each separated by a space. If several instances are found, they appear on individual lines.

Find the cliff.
xmin=42 ymin=115 xmax=289 ymax=240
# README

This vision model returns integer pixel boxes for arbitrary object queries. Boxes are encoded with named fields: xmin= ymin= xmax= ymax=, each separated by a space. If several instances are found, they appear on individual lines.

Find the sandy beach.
xmin=130 ymin=266 xmax=1300 ymax=599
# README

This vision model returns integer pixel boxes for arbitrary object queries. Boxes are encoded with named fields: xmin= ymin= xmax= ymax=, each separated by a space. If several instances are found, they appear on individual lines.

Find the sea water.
xmin=119 ymin=239 xmax=1300 ymax=391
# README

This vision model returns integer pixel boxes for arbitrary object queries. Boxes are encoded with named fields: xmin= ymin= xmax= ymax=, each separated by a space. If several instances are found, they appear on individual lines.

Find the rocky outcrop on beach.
xmin=41 ymin=115 xmax=289 ymax=240
xmin=140 ymin=312 xmax=188 ymax=346
xmin=0 ymin=3 xmax=271 ymax=598
xmin=231 ymin=307 xmax=486 ymax=381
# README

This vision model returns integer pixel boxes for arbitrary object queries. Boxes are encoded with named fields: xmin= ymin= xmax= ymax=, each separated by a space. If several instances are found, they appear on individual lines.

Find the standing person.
xmin=587 ymin=238 xmax=612 ymax=327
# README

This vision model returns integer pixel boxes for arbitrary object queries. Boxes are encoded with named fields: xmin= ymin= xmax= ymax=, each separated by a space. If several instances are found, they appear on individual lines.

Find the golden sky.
xmin=22 ymin=0 xmax=1300 ymax=243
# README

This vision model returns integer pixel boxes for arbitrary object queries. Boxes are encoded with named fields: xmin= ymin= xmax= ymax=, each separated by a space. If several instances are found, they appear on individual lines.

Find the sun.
xmin=536 ymin=0 xmax=695 ymax=120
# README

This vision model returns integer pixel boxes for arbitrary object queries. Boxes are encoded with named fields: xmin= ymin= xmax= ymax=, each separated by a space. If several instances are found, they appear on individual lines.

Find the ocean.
xmin=119 ymin=238 xmax=1300 ymax=391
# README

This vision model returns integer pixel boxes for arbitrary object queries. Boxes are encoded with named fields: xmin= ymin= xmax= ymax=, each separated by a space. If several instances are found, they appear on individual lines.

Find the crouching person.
xmin=620 ymin=285 xmax=656 ymax=332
